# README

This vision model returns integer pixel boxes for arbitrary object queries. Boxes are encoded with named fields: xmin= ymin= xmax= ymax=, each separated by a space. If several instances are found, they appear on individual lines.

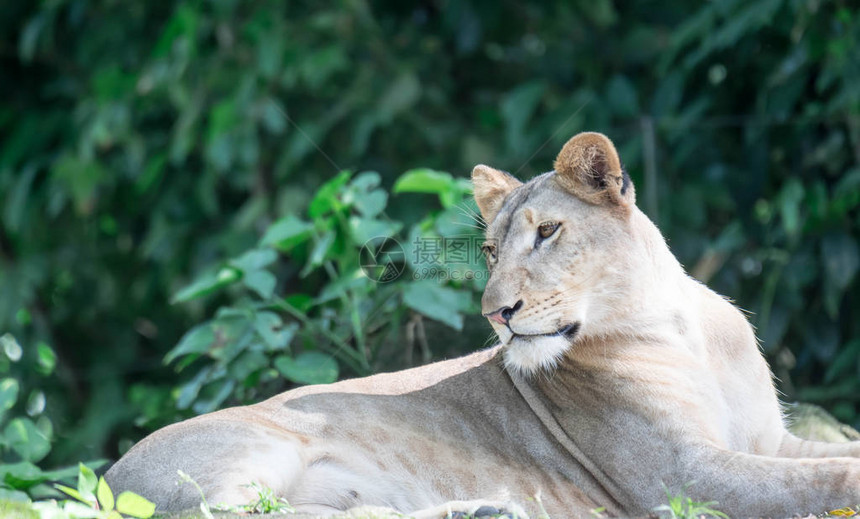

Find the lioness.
xmin=106 ymin=132 xmax=860 ymax=518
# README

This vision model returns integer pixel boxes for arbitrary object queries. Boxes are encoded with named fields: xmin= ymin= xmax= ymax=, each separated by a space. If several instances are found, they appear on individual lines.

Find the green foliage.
xmin=0 ymin=334 xmax=89 ymax=501
xmin=174 ymin=470 xmax=298 ymax=517
xmin=654 ymin=483 xmax=728 ymax=519
xmin=0 ymin=0 xmax=858 ymax=476
xmin=14 ymin=464 xmax=159 ymax=519
xmin=223 ymin=483 xmax=295 ymax=515
xmin=164 ymin=169 xmax=483 ymax=413
xmin=650 ymin=1 xmax=860 ymax=423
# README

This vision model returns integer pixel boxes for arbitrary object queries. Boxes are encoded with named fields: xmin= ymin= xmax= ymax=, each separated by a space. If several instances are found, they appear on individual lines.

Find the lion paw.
xmin=446 ymin=505 xmax=517 ymax=518
xmin=410 ymin=499 xmax=527 ymax=519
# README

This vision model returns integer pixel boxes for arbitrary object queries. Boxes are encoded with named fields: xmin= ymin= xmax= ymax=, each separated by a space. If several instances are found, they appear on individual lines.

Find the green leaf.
xmin=36 ymin=342 xmax=57 ymax=375
xmin=2 ymin=461 xmax=45 ymax=489
xmin=197 ymin=315 xmax=253 ymax=365
xmin=300 ymin=45 xmax=349 ymax=88
xmin=136 ymin=154 xmax=167 ymax=194
xmin=18 ymin=13 xmax=46 ymax=63
xmin=260 ymin=97 xmax=286 ymax=134
xmin=0 ymin=378 xmax=19 ymax=416
xmin=394 ymin=169 xmax=455 ymax=195
xmin=164 ymin=323 xmax=215 ymax=365
xmin=1 ymin=333 xmax=22 ymax=362
xmin=227 ymin=350 xmax=269 ymax=383
xmin=243 ymin=269 xmax=277 ymax=300
xmin=26 ymin=389 xmax=45 ymax=416
xmin=314 ymin=272 xmax=370 ymax=305
xmin=78 ymin=463 xmax=98 ymax=500
xmin=606 ymin=74 xmax=639 ymax=118
xmin=354 ymin=190 xmax=387 ymax=218
xmin=4 ymin=418 xmax=51 ymax=462
xmin=651 ymin=71 xmax=684 ymax=117
xmin=42 ymin=463 xmax=91 ymax=483
xmin=778 ymin=178 xmax=804 ymax=238
xmin=191 ymin=378 xmax=235 ymax=414
xmin=254 ymin=312 xmax=295 ymax=350
xmin=348 ymin=217 xmax=402 ymax=244
xmin=56 ymin=483 xmax=87 ymax=503
xmin=821 ymin=233 xmax=859 ymax=317
xmin=230 ymin=249 xmax=277 ymax=273
xmin=301 ymin=230 xmax=336 ymax=276
xmin=500 ymin=80 xmax=546 ymax=154
xmin=821 ymin=233 xmax=859 ymax=292
xmin=440 ymin=178 xmax=473 ymax=209
xmin=172 ymin=267 xmax=240 ymax=303
xmin=394 ymin=170 xmax=470 ymax=208
xmin=3 ymin=164 xmax=37 ymax=233
xmin=51 ymin=154 xmax=108 ymax=215
xmin=378 ymin=73 xmax=421 ymax=122
xmin=824 ymin=339 xmax=860 ymax=384
xmin=309 ymin=171 xmax=352 ymax=218
xmin=97 ymin=477 xmax=114 ymax=512
xmin=260 ymin=215 xmax=313 ymax=250
xmin=116 ymin=491 xmax=156 ymax=518
xmin=92 ymin=65 xmax=135 ymax=102
xmin=206 ymin=100 xmax=237 ymax=142
xmin=274 ymin=352 xmax=339 ymax=385
xmin=283 ymin=294 xmax=313 ymax=312
xmin=153 ymin=3 xmax=198 ymax=58
xmin=402 ymin=281 xmax=471 ymax=330
xmin=349 ymin=171 xmax=381 ymax=192
xmin=176 ymin=366 xmax=212 ymax=410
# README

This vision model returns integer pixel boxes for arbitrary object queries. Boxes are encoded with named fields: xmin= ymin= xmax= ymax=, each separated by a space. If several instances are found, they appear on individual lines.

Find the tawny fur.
xmin=106 ymin=132 xmax=860 ymax=518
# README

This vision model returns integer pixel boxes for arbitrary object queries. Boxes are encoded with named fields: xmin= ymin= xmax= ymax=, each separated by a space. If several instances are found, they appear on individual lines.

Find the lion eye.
xmin=537 ymin=221 xmax=560 ymax=239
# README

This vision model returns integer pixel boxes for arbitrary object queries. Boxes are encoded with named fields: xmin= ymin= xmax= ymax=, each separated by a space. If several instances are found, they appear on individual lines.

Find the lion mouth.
xmin=512 ymin=322 xmax=580 ymax=341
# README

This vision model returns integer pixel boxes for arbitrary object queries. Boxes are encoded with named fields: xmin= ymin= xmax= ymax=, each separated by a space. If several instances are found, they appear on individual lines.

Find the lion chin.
xmin=501 ymin=324 xmax=581 ymax=376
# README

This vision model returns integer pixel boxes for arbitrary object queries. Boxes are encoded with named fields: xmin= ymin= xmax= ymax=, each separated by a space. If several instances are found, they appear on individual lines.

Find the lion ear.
xmin=553 ymin=132 xmax=634 ymax=207
xmin=471 ymin=165 xmax=523 ymax=224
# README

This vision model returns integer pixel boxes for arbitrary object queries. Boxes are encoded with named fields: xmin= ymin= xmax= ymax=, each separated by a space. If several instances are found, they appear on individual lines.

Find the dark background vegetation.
xmin=1 ymin=0 xmax=859 ymax=495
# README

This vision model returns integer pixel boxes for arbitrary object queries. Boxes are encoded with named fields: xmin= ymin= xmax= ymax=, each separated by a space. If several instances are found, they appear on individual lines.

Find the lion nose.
xmin=484 ymin=300 xmax=523 ymax=325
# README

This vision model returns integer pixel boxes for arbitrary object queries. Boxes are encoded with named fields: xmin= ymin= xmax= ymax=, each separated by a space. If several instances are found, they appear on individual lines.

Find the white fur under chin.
xmin=502 ymin=335 xmax=571 ymax=376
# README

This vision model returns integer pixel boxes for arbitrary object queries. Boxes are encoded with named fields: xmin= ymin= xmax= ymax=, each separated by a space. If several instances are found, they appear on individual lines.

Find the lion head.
xmin=472 ymin=132 xmax=660 ymax=375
